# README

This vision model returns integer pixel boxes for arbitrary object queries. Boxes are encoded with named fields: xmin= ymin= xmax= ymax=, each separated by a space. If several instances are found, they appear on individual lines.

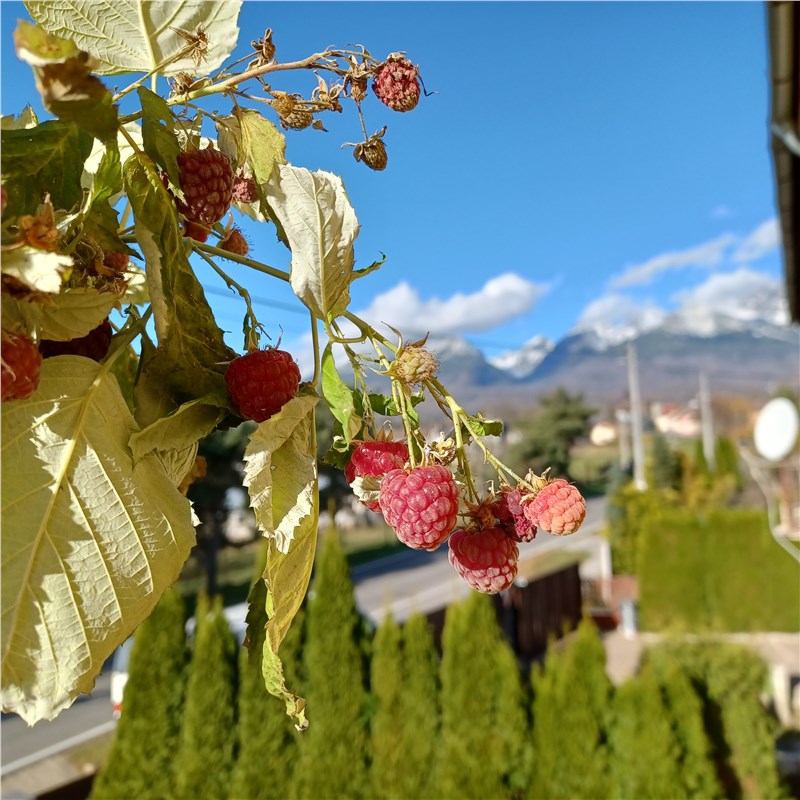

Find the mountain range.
xmin=425 ymin=306 xmax=798 ymax=410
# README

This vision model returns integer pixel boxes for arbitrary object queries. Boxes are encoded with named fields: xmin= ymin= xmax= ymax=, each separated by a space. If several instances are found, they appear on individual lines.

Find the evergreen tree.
xmin=229 ymin=604 xmax=304 ymax=800
xmin=714 ymin=434 xmax=744 ymax=489
xmin=397 ymin=613 xmax=439 ymax=799
xmin=90 ymin=589 xmax=187 ymax=800
xmin=370 ymin=614 xmax=405 ymax=799
xmin=609 ymin=668 xmax=684 ymax=800
xmin=294 ymin=533 xmax=368 ymax=799
xmin=436 ymin=594 xmax=522 ymax=799
xmin=648 ymin=430 xmax=681 ymax=491
xmin=693 ymin=438 xmax=710 ymax=477
xmin=174 ymin=594 xmax=239 ymax=800
xmin=658 ymin=662 xmax=721 ymax=799
xmin=529 ymin=618 xmax=612 ymax=799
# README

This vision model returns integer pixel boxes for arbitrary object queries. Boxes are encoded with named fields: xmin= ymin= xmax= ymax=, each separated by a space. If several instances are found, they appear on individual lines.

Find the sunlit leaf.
xmin=25 ymin=0 xmax=243 ymax=77
xmin=1 ymin=356 xmax=196 ymax=724
xmin=265 ymin=165 xmax=359 ymax=321
xmin=321 ymin=343 xmax=362 ymax=443
xmin=1 ymin=247 xmax=71 ymax=294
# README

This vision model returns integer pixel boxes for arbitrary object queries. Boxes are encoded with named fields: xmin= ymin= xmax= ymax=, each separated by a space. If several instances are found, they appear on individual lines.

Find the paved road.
xmin=1 ymin=495 xmax=607 ymax=775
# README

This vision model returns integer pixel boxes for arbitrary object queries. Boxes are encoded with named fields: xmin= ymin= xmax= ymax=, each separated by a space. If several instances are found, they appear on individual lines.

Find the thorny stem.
xmin=194 ymin=248 xmax=259 ymax=349
xmin=447 ymin=395 xmax=478 ymax=501
xmin=191 ymin=241 xmax=291 ymax=282
xmin=310 ymin=312 xmax=322 ymax=388
xmin=392 ymin=379 xmax=417 ymax=468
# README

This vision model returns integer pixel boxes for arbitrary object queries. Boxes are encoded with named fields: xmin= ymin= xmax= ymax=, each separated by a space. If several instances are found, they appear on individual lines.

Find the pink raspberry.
xmin=379 ymin=465 xmax=459 ymax=551
xmin=524 ymin=478 xmax=586 ymax=535
xmin=492 ymin=488 xmax=537 ymax=542
xmin=448 ymin=527 xmax=519 ymax=594
xmin=372 ymin=56 xmax=421 ymax=112
xmin=345 ymin=440 xmax=409 ymax=511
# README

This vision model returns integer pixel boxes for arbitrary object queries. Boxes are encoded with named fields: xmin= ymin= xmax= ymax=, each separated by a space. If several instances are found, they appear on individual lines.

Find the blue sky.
xmin=1 ymin=1 xmax=786 ymax=364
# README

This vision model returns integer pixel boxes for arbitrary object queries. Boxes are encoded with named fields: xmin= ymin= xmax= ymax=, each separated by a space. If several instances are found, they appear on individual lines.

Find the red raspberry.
xmin=492 ymin=488 xmax=537 ymax=543
xmin=102 ymin=251 xmax=129 ymax=272
xmin=524 ymin=478 xmax=586 ymax=535
xmin=170 ymin=147 xmax=234 ymax=226
xmin=372 ymin=56 xmax=421 ymax=112
xmin=448 ymin=527 xmax=519 ymax=594
xmin=232 ymin=174 xmax=258 ymax=204
xmin=39 ymin=319 xmax=113 ymax=362
xmin=2 ymin=330 xmax=42 ymax=401
xmin=379 ymin=465 xmax=459 ymax=550
xmin=345 ymin=440 xmax=409 ymax=511
xmin=225 ymin=348 xmax=301 ymax=423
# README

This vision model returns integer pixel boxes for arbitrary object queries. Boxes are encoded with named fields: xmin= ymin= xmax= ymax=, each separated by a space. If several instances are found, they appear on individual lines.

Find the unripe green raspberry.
xmin=391 ymin=344 xmax=438 ymax=386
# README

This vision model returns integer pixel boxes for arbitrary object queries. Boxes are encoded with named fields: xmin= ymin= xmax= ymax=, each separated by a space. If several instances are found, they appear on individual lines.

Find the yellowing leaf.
xmin=2 ymin=287 xmax=122 ymax=342
xmin=243 ymin=392 xmax=319 ymax=554
xmin=264 ymin=165 xmax=360 ymax=321
xmin=1 ymin=357 xmax=196 ymax=724
xmin=25 ymin=0 xmax=242 ymax=77
xmin=1 ymin=246 xmax=71 ymax=293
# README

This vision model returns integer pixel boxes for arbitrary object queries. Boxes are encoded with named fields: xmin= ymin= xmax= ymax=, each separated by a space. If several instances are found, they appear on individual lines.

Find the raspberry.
xmin=40 ymin=319 xmax=113 ymax=362
xmin=448 ymin=527 xmax=519 ymax=594
xmin=345 ymin=440 xmax=409 ymax=511
xmin=2 ymin=329 xmax=42 ymax=401
xmin=219 ymin=228 xmax=249 ymax=256
xmin=493 ymin=488 xmax=537 ymax=543
xmin=103 ymin=251 xmax=129 ymax=272
xmin=353 ymin=138 xmax=387 ymax=171
xmin=232 ymin=174 xmax=258 ymax=204
xmin=271 ymin=93 xmax=313 ymax=130
xmin=379 ymin=465 xmax=459 ymax=550
xmin=171 ymin=147 xmax=234 ymax=226
xmin=225 ymin=348 xmax=301 ymax=423
xmin=524 ymin=478 xmax=586 ymax=535
xmin=391 ymin=344 xmax=438 ymax=386
xmin=372 ymin=56 xmax=421 ymax=112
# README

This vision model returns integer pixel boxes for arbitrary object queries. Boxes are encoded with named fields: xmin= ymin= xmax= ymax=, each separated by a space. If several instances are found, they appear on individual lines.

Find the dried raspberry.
xmin=348 ymin=76 xmax=368 ymax=103
xmin=271 ymin=93 xmax=313 ymax=130
xmin=232 ymin=174 xmax=258 ymax=204
xmin=372 ymin=56 xmax=421 ymax=112
xmin=219 ymin=228 xmax=249 ymax=256
xmin=391 ymin=344 xmax=438 ymax=386
xmin=524 ymin=478 xmax=586 ymax=535
xmin=2 ymin=329 xmax=42 ymax=401
xmin=379 ymin=465 xmax=459 ymax=550
xmin=493 ymin=488 xmax=537 ymax=543
xmin=225 ymin=348 xmax=301 ymax=423
xmin=103 ymin=251 xmax=129 ymax=272
xmin=448 ymin=527 xmax=519 ymax=594
xmin=40 ymin=319 xmax=113 ymax=362
xmin=345 ymin=440 xmax=409 ymax=511
xmin=170 ymin=147 xmax=234 ymax=226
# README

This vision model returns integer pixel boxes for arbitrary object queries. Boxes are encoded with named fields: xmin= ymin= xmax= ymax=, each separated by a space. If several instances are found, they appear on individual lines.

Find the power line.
xmin=201 ymin=283 xmax=307 ymax=316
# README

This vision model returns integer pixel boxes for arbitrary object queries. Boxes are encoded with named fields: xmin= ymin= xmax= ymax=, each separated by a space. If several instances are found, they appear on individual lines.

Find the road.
xmin=1 ymin=496 xmax=607 ymax=777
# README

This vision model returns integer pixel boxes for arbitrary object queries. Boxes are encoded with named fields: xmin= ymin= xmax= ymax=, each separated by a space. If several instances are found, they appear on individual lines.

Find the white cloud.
xmin=673 ymin=267 xmax=788 ymax=324
xmin=710 ymin=205 xmax=734 ymax=220
xmin=731 ymin=218 xmax=781 ymax=263
xmin=573 ymin=293 xmax=667 ymax=345
xmin=353 ymin=273 xmax=546 ymax=337
xmin=610 ymin=233 xmax=737 ymax=289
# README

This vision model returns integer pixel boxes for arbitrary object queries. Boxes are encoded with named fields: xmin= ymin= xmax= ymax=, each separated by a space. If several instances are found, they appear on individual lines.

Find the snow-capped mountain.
xmin=488 ymin=335 xmax=555 ymax=379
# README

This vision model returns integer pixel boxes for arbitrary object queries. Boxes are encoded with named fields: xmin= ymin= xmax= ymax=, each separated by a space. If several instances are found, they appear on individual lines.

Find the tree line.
xmin=91 ymin=534 xmax=788 ymax=800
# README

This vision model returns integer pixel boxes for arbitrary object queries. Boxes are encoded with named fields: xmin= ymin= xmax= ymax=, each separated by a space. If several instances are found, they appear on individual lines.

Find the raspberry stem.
xmin=447 ymin=394 xmax=478 ymax=502
xmin=191 ymin=241 xmax=291 ymax=283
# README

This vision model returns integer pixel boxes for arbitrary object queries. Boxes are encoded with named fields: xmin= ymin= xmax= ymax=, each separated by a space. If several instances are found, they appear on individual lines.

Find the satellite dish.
xmin=754 ymin=398 xmax=800 ymax=462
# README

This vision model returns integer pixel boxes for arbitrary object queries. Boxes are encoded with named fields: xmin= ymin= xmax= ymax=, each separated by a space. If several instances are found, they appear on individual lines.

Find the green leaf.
xmin=265 ymin=165 xmax=359 ymax=321
xmin=14 ymin=22 xmax=118 ymax=142
xmin=1 ymin=247 xmax=71 ymax=294
xmin=123 ymin=152 xmax=236 ymax=407
xmin=466 ymin=416 xmax=504 ymax=437
xmin=242 ymin=392 xmax=319 ymax=554
xmin=129 ymin=398 xmax=224 ymax=462
xmin=137 ymin=87 xmax=181 ymax=191
xmin=1 ymin=356 xmax=196 ymax=724
xmin=321 ymin=344 xmax=362 ymax=443
xmin=25 ymin=0 xmax=243 ymax=77
xmin=368 ymin=391 xmax=422 ymax=426
xmin=1 ymin=105 xmax=39 ymax=130
xmin=352 ymin=254 xmax=386 ymax=282
xmin=1 ymin=287 xmax=122 ymax=341
xmin=216 ymin=108 xmax=285 ymax=181
xmin=90 ymin=140 xmax=122 ymax=204
xmin=1 ymin=120 xmax=92 ymax=210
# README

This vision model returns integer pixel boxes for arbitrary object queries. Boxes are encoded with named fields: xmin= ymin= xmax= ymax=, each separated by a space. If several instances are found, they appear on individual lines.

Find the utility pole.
xmin=699 ymin=371 xmax=716 ymax=472
xmin=615 ymin=407 xmax=631 ymax=470
xmin=626 ymin=343 xmax=647 ymax=491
